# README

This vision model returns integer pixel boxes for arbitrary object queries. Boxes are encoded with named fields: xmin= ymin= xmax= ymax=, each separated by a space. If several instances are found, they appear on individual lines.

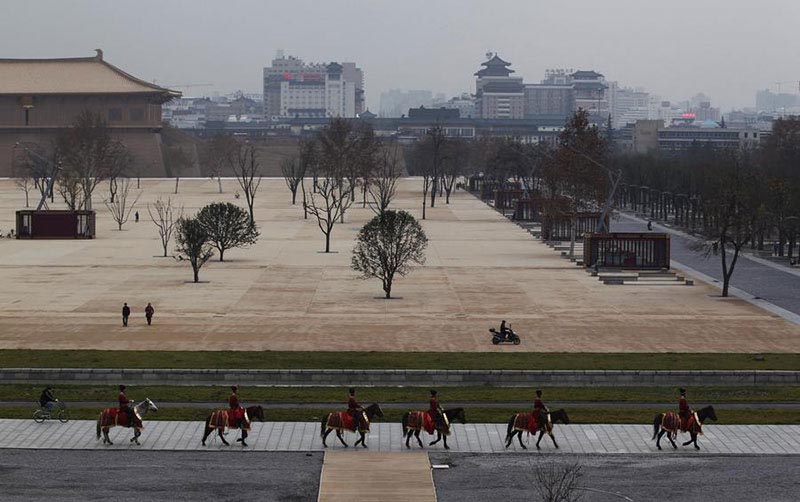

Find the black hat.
xmin=679 ymin=388 xmax=686 ymax=394
xmin=535 ymin=389 xmax=542 ymax=396
xmin=119 ymin=385 xmax=126 ymax=391
xmin=430 ymin=389 xmax=437 ymax=396
xmin=231 ymin=385 xmax=238 ymax=392
xmin=349 ymin=388 xmax=355 ymax=395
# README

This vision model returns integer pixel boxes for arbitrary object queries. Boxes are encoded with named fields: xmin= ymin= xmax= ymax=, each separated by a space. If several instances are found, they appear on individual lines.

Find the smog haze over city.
xmin=2 ymin=0 xmax=799 ymax=111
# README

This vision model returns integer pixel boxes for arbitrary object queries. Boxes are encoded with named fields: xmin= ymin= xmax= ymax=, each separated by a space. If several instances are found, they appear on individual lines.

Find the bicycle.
xmin=33 ymin=400 xmax=68 ymax=423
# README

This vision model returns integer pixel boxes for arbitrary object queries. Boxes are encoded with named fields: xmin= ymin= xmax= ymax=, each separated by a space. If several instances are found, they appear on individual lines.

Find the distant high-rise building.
xmin=609 ymin=83 xmax=654 ymax=128
xmin=756 ymin=89 xmax=800 ymax=113
xmin=570 ymin=70 xmax=609 ymax=122
xmin=262 ymin=53 xmax=364 ymax=119
xmin=474 ymin=53 xmax=524 ymax=119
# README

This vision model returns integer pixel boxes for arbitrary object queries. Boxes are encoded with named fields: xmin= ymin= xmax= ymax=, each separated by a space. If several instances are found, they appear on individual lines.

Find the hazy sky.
xmin=2 ymin=0 xmax=799 ymax=111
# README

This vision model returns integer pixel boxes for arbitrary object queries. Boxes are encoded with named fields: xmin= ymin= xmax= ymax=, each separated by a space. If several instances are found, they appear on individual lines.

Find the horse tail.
xmin=401 ymin=412 xmax=409 ymax=434
xmin=506 ymin=415 xmax=516 ymax=438
xmin=652 ymin=413 xmax=662 ymax=440
xmin=96 ymin=413 xmax=102 ymax=439
xmin=320 ymin=414 xmax=328 ymax=438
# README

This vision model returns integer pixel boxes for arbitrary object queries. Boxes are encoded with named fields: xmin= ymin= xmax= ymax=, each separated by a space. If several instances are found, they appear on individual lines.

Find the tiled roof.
xmin=0 ymin=50 xmax=180 ymax=96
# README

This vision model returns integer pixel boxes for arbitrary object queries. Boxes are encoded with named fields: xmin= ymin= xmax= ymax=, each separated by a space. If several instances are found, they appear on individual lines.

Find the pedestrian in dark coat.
xmin=122 ymin=303 xmax=131 ymax=327
xmin=145 ymin=303 xmax=154 ymax=326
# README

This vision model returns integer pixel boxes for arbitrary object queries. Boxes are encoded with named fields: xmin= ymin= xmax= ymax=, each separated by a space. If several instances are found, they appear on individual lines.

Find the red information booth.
xmin=583 ymin=232 xmax=670 ymax=270
xmin=16 ymin=210 xmax=95 ymax=239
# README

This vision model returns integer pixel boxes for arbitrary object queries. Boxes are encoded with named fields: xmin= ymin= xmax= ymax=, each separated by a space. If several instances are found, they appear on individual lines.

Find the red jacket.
xmin=429 ymin=397 xmax=440 ymax=414
xmin=348 ymin=396 xmax=361 ymax=411
xmin=229 ymin=393 xmax=241 ymax=410
xmin=679 ymin=397 xmax=690 ymax=415
xmin=118 ymin=392 xmax=130 ymax=410
xmin=534 ymin=398 xmax=545 ymax=411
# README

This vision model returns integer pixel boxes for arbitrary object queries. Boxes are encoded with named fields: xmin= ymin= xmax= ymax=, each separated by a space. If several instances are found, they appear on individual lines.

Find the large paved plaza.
xmin=1 ymin=178 xmax=799 ymax=353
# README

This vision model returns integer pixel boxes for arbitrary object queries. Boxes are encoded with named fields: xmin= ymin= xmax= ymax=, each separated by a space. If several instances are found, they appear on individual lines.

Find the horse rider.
xmin=533 ymin=389 xmax=549 ymax=427
xmin=229 ymin=385 xmax=244 ymax=428
xmin=39 ymin=386 xmax=58 ymax=415
xmin=429 ymin=389 xmax=444 ymax=428
xmin=678 ymin=387 xmax=693 ymax=430
xmin=348 ymin=388 xmax=364 ymax=430
xmin=118 ymin=385 xmax=135 ymax=426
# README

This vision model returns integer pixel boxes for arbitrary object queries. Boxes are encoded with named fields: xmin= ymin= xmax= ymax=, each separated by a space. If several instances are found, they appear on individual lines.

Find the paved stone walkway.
xmin=1 ymin=420 xmax=798 ymax=455
xmin=318 ymin=451 xmax=435 ymax=502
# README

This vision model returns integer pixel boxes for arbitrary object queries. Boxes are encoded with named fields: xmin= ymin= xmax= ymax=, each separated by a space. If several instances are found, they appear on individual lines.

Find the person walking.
xmin=134 ymin=211 xmax=139 ymax=223
xmin=647 ymin=220 xmax=653 ymax=231
xmin=122 ymin=303 xmax=131 ymax=327
xmin=145 ymin=303 xmax=154 ymax=326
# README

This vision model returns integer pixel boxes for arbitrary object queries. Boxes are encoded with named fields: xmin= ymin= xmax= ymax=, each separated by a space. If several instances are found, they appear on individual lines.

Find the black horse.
xmin=201 ymin=405 xmax=264 ymax=447
xmin=505 ymin=409 xmax=570 ymax=450
xmin=402 ymin=408 xmax=467 ymax=450
xmin=653 ymin=405 xmax=717 ymax=450
xmin=321 ymin=403 xmax=383 ymax=448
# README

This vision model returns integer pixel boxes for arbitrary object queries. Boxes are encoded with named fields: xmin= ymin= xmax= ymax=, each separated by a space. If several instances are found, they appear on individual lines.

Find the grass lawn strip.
xmin=1 ymin=350 xmax=799 ymax=370
xmin=1 ymin=406 xmax=796 ymax=425
xmin=3 ymin=384 xmax=799 ymax=405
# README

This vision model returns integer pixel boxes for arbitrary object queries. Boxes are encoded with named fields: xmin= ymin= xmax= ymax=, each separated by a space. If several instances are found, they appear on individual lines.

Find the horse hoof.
xmin=695 ymin=445 xmax=700 ymax=450
xmin=362 ymin=444 xmax=367 ymax=449
xmin=444 ymin=445 xmax=450 ymax=450
xmin=657 ymin=446 xmax=662 ymax=450
xmin=201 ymin=442 xmax=206 ymax=446
xmin=521 ymin=445 xmax=527 ymax=450
xmin=241 ymin=442 xmax=248 ymax=447
xmin=536 ymin=445 xmax=541 ymax=450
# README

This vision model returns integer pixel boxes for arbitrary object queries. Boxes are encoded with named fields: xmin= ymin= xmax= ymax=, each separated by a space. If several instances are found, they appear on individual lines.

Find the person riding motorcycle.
xmin=678 ymin=388 xmax=693 ymax=430
xmin=429 ymin=389 xmax=444 ymax=429
xmin=229 ymin=385 xmax=244 ymax=428
xmin=118 ymin=385 xmax=135 ymax=427
xmin=39 ymin=387 xmax=58 ymax=415
xmin=347 ymin=388 xmax=364 ymax=430
xmin=499 ymin=320 xmax=509 ymax=340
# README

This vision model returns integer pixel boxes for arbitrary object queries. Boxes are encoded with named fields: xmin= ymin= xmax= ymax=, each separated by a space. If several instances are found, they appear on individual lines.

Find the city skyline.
xmin=1 ymin=0 xmax=799 ymax=112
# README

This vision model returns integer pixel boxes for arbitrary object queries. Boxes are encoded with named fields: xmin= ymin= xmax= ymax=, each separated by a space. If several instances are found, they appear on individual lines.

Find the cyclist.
xmin=39 ymin=387 xmax=58 ymax=416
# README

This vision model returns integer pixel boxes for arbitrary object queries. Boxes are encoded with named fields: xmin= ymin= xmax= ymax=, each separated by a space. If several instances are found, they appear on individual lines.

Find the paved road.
xmin=0 ymin=450 xmax=322 ymax=502
xmin=615 ymin=214 xmax=800 ymax=318
xmin=431 ymin=452 xmax=800 ymax=502
xmin=2 ymin=420 xmax=800 ymax=455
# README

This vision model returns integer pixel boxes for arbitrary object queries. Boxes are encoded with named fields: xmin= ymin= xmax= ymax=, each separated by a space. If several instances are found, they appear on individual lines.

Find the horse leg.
xmin=536 ymin=430 xmax=545 ymax=449
xmin=549 ymin=432 xmax=558 ymax=449
xmin=359 ymin=431 xmax=367 ymax=448
xmin=201 ymin=423 xmax=212 ymax=446
xmin=130 ymin=428 xmax=141 ymax=445
xmin=415 ymin=430 xmax=423 ymax=448
xmin=337 ymin=430 xmax=348 ymax=448
xmin=684 ymin=432 xmax=700 ymax=450
xmin=668 ymin=431 xmax=677 ymax=450
xmin=656 ymin=430 xmax=663 ymax=450
xmin=322 ymin=428 xmax=330 ymax=448
xmin=442 ymin=434 xmax=449 ymax=450
xmin=239 ymin=429 xmax=249 ymax=447
xmin=517 ymin=432 xmax=527 ymax=450
xmin=354 ymin=431 xmax=362 ymax=447
xmin=104 ymin=428 xmax=112 ymax=445
xmin=219 ymin=428 xmax=230 ymax=446
xmin=429 ymin=431 xmax=440 ymax=446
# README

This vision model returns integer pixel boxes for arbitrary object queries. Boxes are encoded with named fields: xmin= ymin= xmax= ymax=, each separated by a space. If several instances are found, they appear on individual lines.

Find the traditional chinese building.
xmin=0 ymin=49 xmax=180 ymax=176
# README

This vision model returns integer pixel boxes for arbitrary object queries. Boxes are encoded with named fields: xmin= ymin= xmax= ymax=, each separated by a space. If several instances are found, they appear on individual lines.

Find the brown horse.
xmin=653 ymin=405 xmax=717 ymax=450
xmin=96 ymin=398 xmax=159 ymax=445
xmin=402 ymin=408 xmax=466 ymax=450
xmin=321 ymin=403 xmax=383 ymax=448
xmin=505 ymin=409 xmax=570 ymax=450
xmin=201 ymin=405 xmax=264 ymax=447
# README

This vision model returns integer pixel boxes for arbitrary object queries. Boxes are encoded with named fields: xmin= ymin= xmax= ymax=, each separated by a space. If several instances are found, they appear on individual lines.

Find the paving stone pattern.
xmin=1 ymin=420 xmax=799 ymax=455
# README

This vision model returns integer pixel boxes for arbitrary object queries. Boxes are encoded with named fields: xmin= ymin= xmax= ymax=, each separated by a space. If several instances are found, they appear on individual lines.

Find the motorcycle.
xmin=490 ymin=327 xmax=521 ymax=345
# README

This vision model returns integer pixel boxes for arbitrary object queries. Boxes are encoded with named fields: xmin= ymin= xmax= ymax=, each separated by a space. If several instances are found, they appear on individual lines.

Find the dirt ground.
xmin=0 ymin=177 xmax=798 ymax=353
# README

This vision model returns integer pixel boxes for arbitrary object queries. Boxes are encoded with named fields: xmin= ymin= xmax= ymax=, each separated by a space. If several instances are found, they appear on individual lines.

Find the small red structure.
xmin=16 ymin=210 xmax=95 ymax=239
xmin=584 ymin=232 xmax=670 ymax=270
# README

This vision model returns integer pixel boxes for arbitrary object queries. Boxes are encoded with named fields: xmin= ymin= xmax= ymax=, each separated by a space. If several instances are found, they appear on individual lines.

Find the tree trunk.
xmin=219 ymin=248 xmax=225 ymax=262
xmin=217 ymin=177 xmax=223 ymax=194
xmin=384 ymin=275 xmax=392 ymax=299
xmin=193 ymin=266 xmax=199 ymax=283
xmin=291 ymin=189 xmax=297 ymax=205
xmin=174 ymin=177 xmax=180 ymax=194
xmin=24 ymin=190 xmax=29 ymax=208
xmin=325 ymin=232 xmax=331 ymax=253
xmin=163 ymin=243 xmax=168 ymax=258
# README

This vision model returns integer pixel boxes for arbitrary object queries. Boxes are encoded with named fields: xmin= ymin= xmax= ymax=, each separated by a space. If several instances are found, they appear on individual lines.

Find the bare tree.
xmin=201 ymin=134 xmax=237 ymax=194
xmin=227 ymin=141 xmax=262 ymax=225
xmin=148 ymin=196 xmax=183 ymax=257
xmin=104 ymin=178 xmax=140 ymax=231
xmin=305 ymin=175 xmax=354 ymax=253
xmin=281 ymin=157 xmax=306 ymax=205
xmin=175 ymin=216 xmax=214 ymax=283
xmin=351 ymin=210 xmax=428 ymax=299
xmin=367 ymin=142 xmax=401 ymax=216
xmin=163 ymin=144 xmax=193 ymax=194
xmin=441 ymin=138 xmax=467 ymax=204
xmin=56 ymin=110 xmax=126 ymax=210
xmin=106 ymin=145 xmax=133 ymax=203
xmin=57 ymin=171 xmax=83 ymax=210
xmin=11 ymin=160 xmax=33 ymax=207
xmin=534 ymin=462 xmax=584 ymax=502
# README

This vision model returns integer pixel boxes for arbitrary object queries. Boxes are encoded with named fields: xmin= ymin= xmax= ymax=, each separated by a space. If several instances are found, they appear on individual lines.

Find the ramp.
xmin=318 ymin=451 xmax=436 ymax=502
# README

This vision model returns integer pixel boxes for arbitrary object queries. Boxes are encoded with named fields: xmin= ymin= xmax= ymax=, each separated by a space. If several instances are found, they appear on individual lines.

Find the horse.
xmin=321 ymin=403 xmax=383 ymax=448
xmin=96 ymin=398 xmax=158 ymax=446
xmin=401 ymin=408 xmax=466 ymax=450
xmin=201 ymin=405 xmax=264 ymax=447
xmin=653 ymin=405 xmax=717 ymax=450
xmin=504 ymin=409 xmax=570 ymax=450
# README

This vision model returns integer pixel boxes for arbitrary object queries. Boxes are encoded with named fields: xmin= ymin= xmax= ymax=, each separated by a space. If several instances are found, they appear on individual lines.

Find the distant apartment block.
xmin=263 ymin=52 xmax=364 ymax=119
xmin=379 ymin=89 xmax=433 ymax=117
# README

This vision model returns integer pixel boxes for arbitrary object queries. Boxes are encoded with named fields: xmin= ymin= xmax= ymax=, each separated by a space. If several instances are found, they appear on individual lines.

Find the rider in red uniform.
xmin=678 ymin=388 xmax=692 ymax=430
xmin=118 ymin=385 xmax=134 ymax=426
xmin=429 ymin=389 xmax=444 ymax=428
xmin=347 ymin=388 xmax=363 ymax=430
xmin=531 ymin=389 xmax=548 ymax=431
xmin=229 ymin=385 xmax=244 ymax=428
